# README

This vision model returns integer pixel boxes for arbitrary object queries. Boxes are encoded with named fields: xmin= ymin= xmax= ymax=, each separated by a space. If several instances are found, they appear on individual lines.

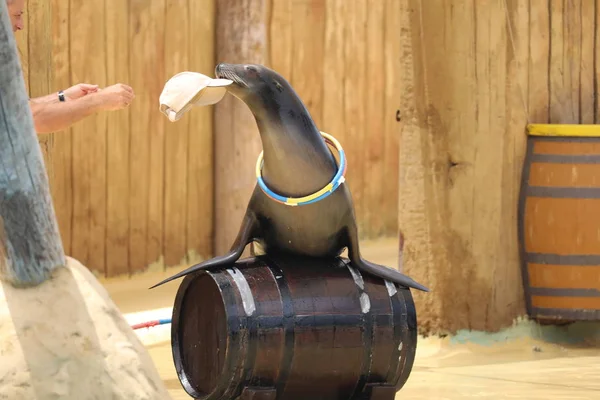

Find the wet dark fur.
xmin=150 ymin=63 xmax=428 ymax=292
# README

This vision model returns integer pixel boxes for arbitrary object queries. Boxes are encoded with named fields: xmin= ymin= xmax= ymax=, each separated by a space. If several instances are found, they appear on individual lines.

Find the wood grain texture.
xmin=187 ymin=0 xmax=216 ymax=265
xmin=342 ymin=0 xmax=368 ymax=236
xmin=214 ymin=0 xmax=269 ymax=254
xmin=49 ymin=0 xmax=73 ymax=256
xmin=14 ymin=0 xmax=214 ymax=277
xmin=290 ymin=0 xmax=325 ymax=127
xmin=128 ymin=0 xmax=166 ymax=273
xmin=163 ymin=0 xmax=190 ymax=268
xmin=0 ymin=1 xmax=65 ymax=286
xmin=383 ymin=0 xmax=402 ymax=237
xmin=399 ymin=0 xmax=521 ymax=334
xmin=367 ymin=0 xmax=387 ymax=237
xmin=69 ymin=0 xmax=108 ymax=273
xmin=580 ymin=0 xmax=595 ymax=124
xmin=105 ymin=0 xmax=131 ymax=277
xmin=528 ymin=0 xmax=550 ymax=122
xmin=400 ymin=0 xmax=600 ymax=334
xmin=269 ymin=0 xmax=292 ymax=83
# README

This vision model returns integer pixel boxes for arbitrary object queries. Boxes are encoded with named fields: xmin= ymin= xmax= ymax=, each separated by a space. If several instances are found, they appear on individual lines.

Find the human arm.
xmin=31 ymin=94 xmax=103 ymax=134
xmin=30 ymin=83 xmax=99 ymax=104
xmin=30 ymin=83 xmax=134 ymax=134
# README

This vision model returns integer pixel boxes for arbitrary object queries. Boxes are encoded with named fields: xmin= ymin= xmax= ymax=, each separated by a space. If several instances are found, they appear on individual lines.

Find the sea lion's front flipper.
xmin=344 ymin=225 xmax=429 ymax=292
xmin=149 ymin=211 xmax=259 ymax=289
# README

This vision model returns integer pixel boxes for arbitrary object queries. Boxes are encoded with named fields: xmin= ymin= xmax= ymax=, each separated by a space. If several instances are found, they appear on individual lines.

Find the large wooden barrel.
xmin=170 ymin=253 xmax=417 ymax=400
xmin=519 ymin=124 xmax=600 ymax=321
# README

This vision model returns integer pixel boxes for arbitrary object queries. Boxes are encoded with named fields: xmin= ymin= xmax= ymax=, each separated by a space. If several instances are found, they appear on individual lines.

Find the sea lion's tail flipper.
xmin=149 ymin=212 xmax=259 ymax=289
xmin=345 ymin=226 xmax=429 ymax=292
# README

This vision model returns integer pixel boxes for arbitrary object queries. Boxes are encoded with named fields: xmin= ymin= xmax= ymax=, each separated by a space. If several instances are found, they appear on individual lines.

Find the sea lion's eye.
xmin=244 ymin=65 xmax=258 ymax=77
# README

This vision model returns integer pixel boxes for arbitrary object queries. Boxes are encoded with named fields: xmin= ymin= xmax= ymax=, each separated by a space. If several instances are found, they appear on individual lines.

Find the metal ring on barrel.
xmin=170 ymin=254 xmax=417 ymax=400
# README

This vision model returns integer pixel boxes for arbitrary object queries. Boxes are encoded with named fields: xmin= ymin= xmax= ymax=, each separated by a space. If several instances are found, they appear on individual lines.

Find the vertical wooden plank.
xmin=383 ymin=0 xmax=402 ymax=238
xmin=343 ymin=0 xmax=368 ymax=235
xmin=580 ymin=0 xmax=595 ymax=124
xmin=105 ymin=0 xmax=130 ymax=277
xmin=129 ymin=0 xmax=166 ymax=273
xmin=398 ymin=0 xmax=442 ymax=331
xmin=501 ymin=0 xmax=530 ymax=323
xmin=26 ymin=0 xmax=52 ymax=98
xmin=69 ymin=0 xmax=107 ymax=274
xmin=269 ymin=0 xmax=292 ymax=80
xmin=549 ymin=0 xmax=581 ymax=123
xmin=364 ymin=0 xmax=386 ymax=238
xmin=322 ymin=0 xmax=347 ymax=222
xmin=163 ymin=0 xmax=189 ymax=268
xmin=566 ymin=0 xmax=582 ymax=122
xmin=50 ymin=0 xmax=73 ymax=255
xmin=290 ymin=0 xmax=325 ymax=126
xmin=597 ymin=0 xmax=600 ymax=123
xmin=473 ymin=0 xmax=521 ymax=330
xmin=186 ymin=0 xmax=215 ymax=265
xmin=549 ymin=0 xmax=564 ymax=122
xmin=528 ymin=0 xmax=550 ymax=122
xmin=214 ymin=0 xmax=268 ymax=254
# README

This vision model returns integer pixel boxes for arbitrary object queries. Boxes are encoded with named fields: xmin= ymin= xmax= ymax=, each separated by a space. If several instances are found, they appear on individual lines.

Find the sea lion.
xmin=151 ymin=63 xmax=428 ymax=292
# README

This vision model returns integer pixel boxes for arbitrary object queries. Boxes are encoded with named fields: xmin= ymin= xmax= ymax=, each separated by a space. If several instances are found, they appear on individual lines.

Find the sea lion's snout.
xmin=214 ymin=63 xmax=287 ymax=109
xmin=215 ymin=63 xmax=250 ymax=90
xmin=214 ymin=62 xmax=230 ymax=78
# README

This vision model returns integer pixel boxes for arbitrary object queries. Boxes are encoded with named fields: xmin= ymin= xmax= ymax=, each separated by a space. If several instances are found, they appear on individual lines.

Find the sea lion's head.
xmin=215 ymin=63 xmax=296 ymax=117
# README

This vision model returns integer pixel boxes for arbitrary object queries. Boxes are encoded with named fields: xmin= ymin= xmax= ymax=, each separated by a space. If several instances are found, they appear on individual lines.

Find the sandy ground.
xmin=101 ymin=238 xmax=600 ymax=399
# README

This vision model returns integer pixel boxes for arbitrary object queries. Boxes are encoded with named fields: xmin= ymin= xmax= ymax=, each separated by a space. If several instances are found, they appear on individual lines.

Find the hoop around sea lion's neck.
xmin=255 ymin=131 xmax=347 ymax=206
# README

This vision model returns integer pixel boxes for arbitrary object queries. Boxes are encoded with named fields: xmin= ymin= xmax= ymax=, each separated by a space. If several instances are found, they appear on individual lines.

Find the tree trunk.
xmin=213 ymin=0 xmax=270 ymax=254
xmin=0 ymin=1 xmax=65 ymax=287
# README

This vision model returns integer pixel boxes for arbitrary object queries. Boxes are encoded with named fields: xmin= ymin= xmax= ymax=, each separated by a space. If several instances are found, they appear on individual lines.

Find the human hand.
xmin=94 ymin=84 xmax=135 ymax=111
xmin=64 ymin=83 xmax=99 ymax=100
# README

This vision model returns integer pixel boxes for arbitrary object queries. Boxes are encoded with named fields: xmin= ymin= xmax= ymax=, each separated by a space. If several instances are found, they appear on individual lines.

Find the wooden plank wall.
xmin=17 ymin=0 xmax=402 ymax=277
xmin=17 ymin=0 xmax=216 ymax=278
xmin=399 ymin=0 xmax=599 ymax=334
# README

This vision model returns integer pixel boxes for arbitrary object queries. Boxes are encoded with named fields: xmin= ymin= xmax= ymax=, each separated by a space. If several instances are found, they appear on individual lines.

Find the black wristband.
xmin=58 ymin=90 xmax=65 ymax=102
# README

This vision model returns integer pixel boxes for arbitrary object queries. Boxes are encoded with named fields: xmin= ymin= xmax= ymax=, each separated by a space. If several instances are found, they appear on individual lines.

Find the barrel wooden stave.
xmin=519 ymin=136 xmax=600 ymax=321
xmin=171 ymin=254 xmax=417 ymax=400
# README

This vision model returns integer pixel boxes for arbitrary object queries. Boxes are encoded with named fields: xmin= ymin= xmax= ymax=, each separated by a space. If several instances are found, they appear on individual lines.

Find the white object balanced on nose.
xmin=159 ymin=71 xmax=232 ymax=122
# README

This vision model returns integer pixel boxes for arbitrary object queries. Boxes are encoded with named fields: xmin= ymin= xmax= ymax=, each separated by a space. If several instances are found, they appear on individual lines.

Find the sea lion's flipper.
xmin=149 ymin=212 xmax=259 ymax=289
xmin=345 ymin=225 xmax=429 ymax=292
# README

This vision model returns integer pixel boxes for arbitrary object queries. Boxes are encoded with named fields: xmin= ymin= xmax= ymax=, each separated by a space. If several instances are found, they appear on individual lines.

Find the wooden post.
xmin=213 ymin=0 xmax=269 ymax=254
xmin=397 ymin=0 xmax=530 ymax=334
xmin=0 ymin=1 xmax=65 ymax=287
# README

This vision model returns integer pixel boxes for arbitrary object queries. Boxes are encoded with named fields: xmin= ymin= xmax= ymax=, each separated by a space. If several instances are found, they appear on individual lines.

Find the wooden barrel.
xmin=519 ymin=124 xmax=600 ymax=321
xmin=170 ymin=253 xmax=417 ymax=400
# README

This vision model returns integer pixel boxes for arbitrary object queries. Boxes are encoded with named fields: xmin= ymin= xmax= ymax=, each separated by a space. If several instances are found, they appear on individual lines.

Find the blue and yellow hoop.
xmin=255 ymin=131 xmax=347 ymax=206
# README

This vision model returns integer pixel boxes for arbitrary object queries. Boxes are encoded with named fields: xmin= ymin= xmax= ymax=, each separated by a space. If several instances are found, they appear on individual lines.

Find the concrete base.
xmin=0 ymin=257 xmax=171 ymax=400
